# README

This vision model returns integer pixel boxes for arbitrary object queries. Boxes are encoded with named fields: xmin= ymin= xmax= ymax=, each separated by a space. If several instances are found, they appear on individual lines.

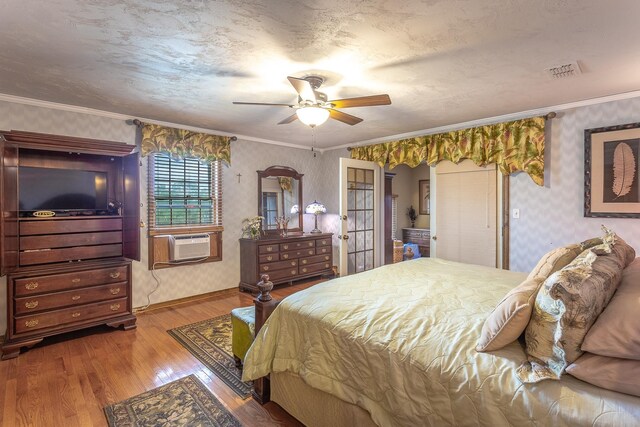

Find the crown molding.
xmin=327 ymin=89 xmax=640 ymax=151
xmin=0 ymin=93 xmax=323 ymax=153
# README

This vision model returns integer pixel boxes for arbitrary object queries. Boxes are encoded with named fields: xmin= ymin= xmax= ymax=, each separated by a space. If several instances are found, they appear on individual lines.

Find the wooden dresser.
xmin=239 ymin=233 xmax=333 ymax=292
xmin=402 ymin=228 xmax=431 ymax=257
xmin=0 ymin=131 xmax=140 ymax=359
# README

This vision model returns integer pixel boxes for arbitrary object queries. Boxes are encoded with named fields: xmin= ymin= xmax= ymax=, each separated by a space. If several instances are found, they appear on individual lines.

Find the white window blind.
xmin=148 ymin=153 xmax=222 ymax=227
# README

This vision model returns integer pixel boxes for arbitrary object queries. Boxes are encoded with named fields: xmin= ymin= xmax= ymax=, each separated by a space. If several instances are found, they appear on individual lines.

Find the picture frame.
xmin=584 ymin=122 xmax=640 ymax=218
xmin=419 ymin=179 xmax=430 ymax=215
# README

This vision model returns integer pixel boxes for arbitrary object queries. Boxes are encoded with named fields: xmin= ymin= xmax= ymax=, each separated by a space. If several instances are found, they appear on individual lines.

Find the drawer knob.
xmin=302 ymin=260 xmax=307 ymax=264
xmin=25 ymin=319 xmax=39 ymax=328
xmin=109 ymin=272 xmax=121 ymax=279
xmin=308 ymin=250 xmax=313 ymax=255
xmin=25 ymin=282 xmax=39 ymax=290
xmin=283 ymin=245 xmax=289 ymax=250
xmin=71 ymin=278 xmax=81 ymax=283
xmin=267 ymin=246 xmax=273 ymax=252
xmin=325 ymin=263 xmax=330 ymax=268
xmin=302 ymin=268 xmax=307 ymax=273
xmin=25 ymin=300 xmax=39 ymax=309
xmin=110 ymin=304 xmax=121 ymax=311
xmin=291 ymin=261 xmax=296 ymax=266
xmin=110 ymin=288 xmax=121 ymax=295
xmin=267 ymin=256 xmax=273 ymax=261
xmin=291 ymin=270 xmax=296 ymax=275
xmin=71 ymin=295 xmax=81 ymax=301
xmin=263 ymin=266 xmax=270 ymax=271
xmin=324 ymin=256 xmax=330 ymax=260
xmin=308 ymin=242 xmax=313 ymax=247
xmin=283 ymin=254 xmax=289 ymax=259
xmin=71 ymin=312 xmax=81 ymax=318
xmin=321 ymin=248 xmax=327 ymax=253
xmin=321 ymin=240 xmax=327 ymax=244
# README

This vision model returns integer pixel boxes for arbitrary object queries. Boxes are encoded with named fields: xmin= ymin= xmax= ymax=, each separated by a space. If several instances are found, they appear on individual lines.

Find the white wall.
xmin=0 ymin=100 xmax=325 ymax=334
xmin=508 ymin=97 xmax=640 ymax=272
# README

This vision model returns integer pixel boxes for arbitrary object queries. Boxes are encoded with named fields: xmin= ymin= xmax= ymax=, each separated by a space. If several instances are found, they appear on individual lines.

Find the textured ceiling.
xmin=1 ymin=0 xmax=640 ymax=149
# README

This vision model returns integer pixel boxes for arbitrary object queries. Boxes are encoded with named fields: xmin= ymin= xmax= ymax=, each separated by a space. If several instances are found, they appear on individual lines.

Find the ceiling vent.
xmin=545 ymin=62 xmax=582 ymax=79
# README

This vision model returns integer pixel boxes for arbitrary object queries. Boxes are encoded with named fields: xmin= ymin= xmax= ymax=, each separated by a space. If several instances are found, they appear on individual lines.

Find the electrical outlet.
xmin=512 ymin=208 xmax=520 ymax=219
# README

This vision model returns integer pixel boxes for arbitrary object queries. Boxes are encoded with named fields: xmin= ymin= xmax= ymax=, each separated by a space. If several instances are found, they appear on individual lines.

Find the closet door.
xmin=0 ymin=142 xmax=19 ymax=275
xmin=432 ymin=160 xmax=498 ymax=268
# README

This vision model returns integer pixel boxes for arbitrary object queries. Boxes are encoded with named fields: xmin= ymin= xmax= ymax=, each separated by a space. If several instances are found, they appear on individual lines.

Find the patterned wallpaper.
xmin=510 ymin=97 xmax=640 ymax=272
xmin=2 ymin=96 xmax=640 ymax=334
xmin=0 ymin=100 xmax=327 ymax=334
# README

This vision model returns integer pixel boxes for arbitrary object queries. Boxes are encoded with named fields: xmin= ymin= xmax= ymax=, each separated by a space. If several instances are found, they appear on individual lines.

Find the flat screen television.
xmin=19 ymin=166 xmax=108 ymax=213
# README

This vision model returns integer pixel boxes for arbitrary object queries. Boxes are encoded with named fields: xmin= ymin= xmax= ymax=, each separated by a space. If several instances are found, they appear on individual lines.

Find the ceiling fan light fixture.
xmin=296 ymin=106 xmax=330 ymax=127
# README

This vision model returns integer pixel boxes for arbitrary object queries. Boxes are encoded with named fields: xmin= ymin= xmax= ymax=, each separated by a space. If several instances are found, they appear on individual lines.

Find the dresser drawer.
xmin=299 ymin=262 xmax=331 ymax=275
xmin=14 ymin=297 xmax=128 ymax=334
xmin=20 ymin=218 xmax=123 ymax=235
xmin=261 ymin=267 xmax=298 ymax=282
xmin=259 ymin=253 xmax=279 ymax=263
xmin=280 ymin=240 xmax=314 ymax=251
xmin=315 ymin=237 xmax=331 ymax=247
xmin=281 ymin=248 xmax=315 ymax=260
xmin=299 ymin=254 xmax=332 ymax=266
xmin=14 ymin=282 xmax=127 ymax=315
xmin=315 ymin=246 xmax=331 ymax=255
xmin=259 ymin=259 xmax=298 ymax=273
xmin=14 ymin=265 xmax=129 ymax=296
xmin=258 ymin=244 xmax=279 ymax=254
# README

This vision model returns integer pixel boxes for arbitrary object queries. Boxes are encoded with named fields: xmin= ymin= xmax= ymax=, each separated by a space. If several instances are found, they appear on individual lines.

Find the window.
xmin=148 ymin=153 xmax=222 ymax=228
xmin=262 ymin=192 xmax=278 ymax=229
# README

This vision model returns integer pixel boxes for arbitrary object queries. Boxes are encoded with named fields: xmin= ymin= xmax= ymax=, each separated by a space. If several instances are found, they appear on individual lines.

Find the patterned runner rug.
xmin=104 ymin=374 xmax=241 ymax=427
xmin=168 ymin=314 xmax=252 ymax=398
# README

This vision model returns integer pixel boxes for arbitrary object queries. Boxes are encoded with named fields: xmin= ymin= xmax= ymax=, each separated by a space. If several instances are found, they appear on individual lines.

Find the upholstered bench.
xmin=230 ymin=305 xmax=255 ymax=368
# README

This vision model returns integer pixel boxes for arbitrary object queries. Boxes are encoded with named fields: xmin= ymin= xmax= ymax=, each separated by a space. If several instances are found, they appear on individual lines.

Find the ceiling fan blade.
xmin=329 ymin=109 xmax=363 ymax=126
xmin=277 ymin=114 xmax=299 ymax=125
xmin=232 ymin=102 xmax=295 ymax=107
xmin=287 ymin=76 xmax=317 ymax=103
xmin=328 ymin=94 xmax=391 ymax=109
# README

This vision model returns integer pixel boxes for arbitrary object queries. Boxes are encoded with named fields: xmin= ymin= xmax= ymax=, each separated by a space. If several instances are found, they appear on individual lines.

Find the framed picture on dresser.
xmin=419 ymin=179 xmax=430 ymax=215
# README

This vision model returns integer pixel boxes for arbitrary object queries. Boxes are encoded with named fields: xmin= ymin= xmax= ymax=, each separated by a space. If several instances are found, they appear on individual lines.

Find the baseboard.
xmin=134 ymin=287 xmax=240 ymax=314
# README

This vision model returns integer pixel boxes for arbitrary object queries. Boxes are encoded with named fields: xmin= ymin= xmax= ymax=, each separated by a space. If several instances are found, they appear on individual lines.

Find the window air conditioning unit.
xmin=169 ymin=234 xmax=211 ymax=261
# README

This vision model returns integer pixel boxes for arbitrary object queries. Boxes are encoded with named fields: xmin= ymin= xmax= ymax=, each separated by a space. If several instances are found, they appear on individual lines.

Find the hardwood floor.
xmin=0 ymin=279 xmax=321 ymax=427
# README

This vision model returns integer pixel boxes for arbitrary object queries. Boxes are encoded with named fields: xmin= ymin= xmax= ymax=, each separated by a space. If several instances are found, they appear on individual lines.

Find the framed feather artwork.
xmin=585 ymin=122 xmax=640 ymax=218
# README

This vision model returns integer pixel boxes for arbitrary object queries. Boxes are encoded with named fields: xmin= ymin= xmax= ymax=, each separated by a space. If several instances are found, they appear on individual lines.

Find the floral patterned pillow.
xmin=517 ymin=230 xmax=635 ymax=383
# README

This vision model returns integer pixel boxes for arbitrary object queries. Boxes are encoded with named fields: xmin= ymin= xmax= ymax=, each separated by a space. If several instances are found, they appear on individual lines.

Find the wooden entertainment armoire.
xmin=0 ymin=130 xmax=140 ymax=359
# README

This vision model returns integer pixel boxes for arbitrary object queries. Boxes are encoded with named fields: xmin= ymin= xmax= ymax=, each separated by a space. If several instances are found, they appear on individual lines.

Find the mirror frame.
xmin=257 ymin=166 xmax=304 ymax=235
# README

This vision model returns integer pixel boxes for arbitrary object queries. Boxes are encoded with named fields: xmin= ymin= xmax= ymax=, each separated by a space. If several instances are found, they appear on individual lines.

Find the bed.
xmin=242 ymin=257 xmax=640 ymax=426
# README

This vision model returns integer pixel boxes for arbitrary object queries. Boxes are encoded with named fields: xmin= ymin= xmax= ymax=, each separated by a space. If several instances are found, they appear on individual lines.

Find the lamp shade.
xmin=305 ymin=200 xmax=326 ymax=215
xmin=296 ymin=107 xmax=330 ymax=127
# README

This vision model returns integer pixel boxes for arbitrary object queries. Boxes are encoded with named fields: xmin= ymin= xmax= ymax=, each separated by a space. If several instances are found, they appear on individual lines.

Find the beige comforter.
xmin=242 ymin=258 xmax=640 ymax=426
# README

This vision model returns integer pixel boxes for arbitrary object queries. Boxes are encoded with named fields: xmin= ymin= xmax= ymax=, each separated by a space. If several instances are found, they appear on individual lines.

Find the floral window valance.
xmin=350 ymin=116 xmax=546 ymax=185
xmin=278 ymin=177 xmax=293 ymax=193
xmin=141 ymin=123 xmax=232 ymax=164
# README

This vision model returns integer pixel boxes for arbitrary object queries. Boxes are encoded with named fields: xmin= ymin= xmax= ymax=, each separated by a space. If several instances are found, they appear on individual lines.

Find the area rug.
xmin=104 ymin=374 xmax=241 ymax=427
xmin=168 ymin=314 xmax=252 ymax=398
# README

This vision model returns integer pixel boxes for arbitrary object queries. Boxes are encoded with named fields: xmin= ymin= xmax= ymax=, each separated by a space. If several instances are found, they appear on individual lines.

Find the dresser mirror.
xmin=257 ymin=166 xmax=303 ymax=235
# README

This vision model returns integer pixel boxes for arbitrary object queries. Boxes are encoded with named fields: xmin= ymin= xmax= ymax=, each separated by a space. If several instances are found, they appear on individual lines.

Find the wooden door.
xmin=122 ymin=152 xmax=140 ymax=261
xmin=0 ymin=141 xmax=19 ymax=275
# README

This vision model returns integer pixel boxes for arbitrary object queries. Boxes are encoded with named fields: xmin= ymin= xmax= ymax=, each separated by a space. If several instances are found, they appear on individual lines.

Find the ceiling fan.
xmin=232 ymin=75 xmax=391 ymax=127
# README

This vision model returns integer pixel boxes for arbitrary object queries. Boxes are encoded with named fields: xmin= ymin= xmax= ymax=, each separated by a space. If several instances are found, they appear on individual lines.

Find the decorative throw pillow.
xmin=476 ymin=276 xmax=546 ymax=352
xmin=566 ymin=353 xmax=640 ymax=397
xmin=526 ymin=238 xmax=602 ymax=281
xmin=581 ymin=257 xmax=640 ymax=360
xmin=517 ymin=231 xmax=634 ymax=383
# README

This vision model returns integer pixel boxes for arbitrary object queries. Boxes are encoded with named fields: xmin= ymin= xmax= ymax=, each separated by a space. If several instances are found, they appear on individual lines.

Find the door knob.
xmin=432 ymin=235 xmax=438 ymax=240
xmin=341 ymin=215 xmax=347 ymax=220
xmin=343 ymin=234 xmax=349 ymax=240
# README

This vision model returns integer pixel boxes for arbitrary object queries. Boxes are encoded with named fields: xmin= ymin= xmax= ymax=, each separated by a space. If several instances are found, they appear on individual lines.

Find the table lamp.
xmin=305 ymin=200 xmax=326 ymax=234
